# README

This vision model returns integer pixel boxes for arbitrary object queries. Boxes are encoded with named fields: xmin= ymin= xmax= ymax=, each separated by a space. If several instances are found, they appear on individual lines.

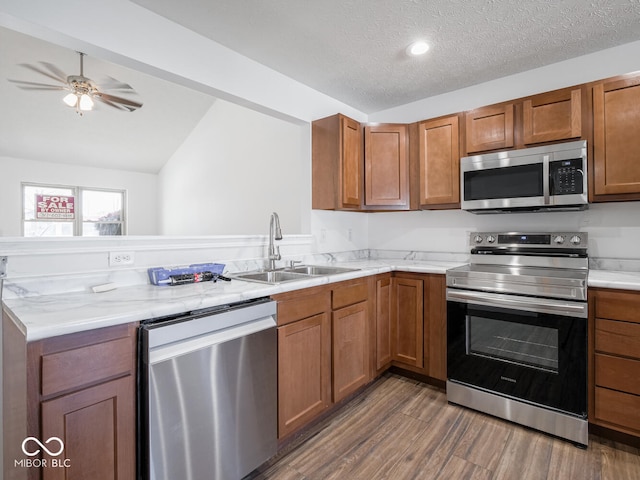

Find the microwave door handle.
xmin=543 ymin=155 xmax=550 ymax=204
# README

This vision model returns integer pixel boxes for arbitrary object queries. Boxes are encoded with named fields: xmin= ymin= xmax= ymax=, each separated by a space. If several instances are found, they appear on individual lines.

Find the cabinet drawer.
xmin=595 ymin=353 xmax=640 ymax=396
xmin=42 ymin=337 xmax=133 ymax=397
xmin=332 ymin=281 xmax=368 ymax=310
xmin=595 ymin=318 xmax=640 ymax=358
xmin=277 ymin=291 xmax=329 ymax=326
xmin=595 ymin=386 xmax=640 ymax=432
xmin=594 ymin=290 xmax=640 ymax=323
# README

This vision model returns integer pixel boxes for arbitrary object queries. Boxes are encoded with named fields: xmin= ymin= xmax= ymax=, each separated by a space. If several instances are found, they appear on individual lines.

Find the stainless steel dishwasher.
xmin=139 ymin=297 xmax=277 ymax=480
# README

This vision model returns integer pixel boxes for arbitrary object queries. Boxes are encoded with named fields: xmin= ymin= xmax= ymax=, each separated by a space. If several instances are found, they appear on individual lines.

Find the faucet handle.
xmin=287 ymin=260 xmax=302 ymax=269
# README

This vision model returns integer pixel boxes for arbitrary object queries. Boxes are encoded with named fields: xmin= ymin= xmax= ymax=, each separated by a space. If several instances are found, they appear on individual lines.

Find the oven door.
xmin=447 ymin=289 xmax=587 ymax=417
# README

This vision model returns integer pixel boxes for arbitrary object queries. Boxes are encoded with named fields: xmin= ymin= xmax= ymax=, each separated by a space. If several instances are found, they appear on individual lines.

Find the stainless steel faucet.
xmin=268 ymin=212 xmax=283 ymax=271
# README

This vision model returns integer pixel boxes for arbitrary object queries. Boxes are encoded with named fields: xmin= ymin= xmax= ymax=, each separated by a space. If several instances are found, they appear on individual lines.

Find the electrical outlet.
xmin=109 ymin=251 xmax=135 ymax=267
xmin=348 ymin=228 xmax=353 ymax=241
xmin=320 ymin=229 xmax=327 ymax=243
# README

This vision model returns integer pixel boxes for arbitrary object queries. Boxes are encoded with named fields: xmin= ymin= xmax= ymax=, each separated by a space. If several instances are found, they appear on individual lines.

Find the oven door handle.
xmin=446 ymin=289 xmax=587 ymax=318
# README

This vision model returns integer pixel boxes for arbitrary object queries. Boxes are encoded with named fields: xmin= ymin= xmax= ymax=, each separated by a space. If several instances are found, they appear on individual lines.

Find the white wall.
xmin=0 ymin=156 xmax=158 ymax=236
xmin=158 ymin=99 xmax=305 ymax=235
xmin=367 ymin=203 xmax=640 ymax=259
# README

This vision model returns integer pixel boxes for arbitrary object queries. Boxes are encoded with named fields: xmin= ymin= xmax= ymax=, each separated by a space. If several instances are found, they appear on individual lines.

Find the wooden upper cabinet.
xmin=364 ymin=124 xmax=410 ymax=209
xmin=312 ymin=113 xmax=363 ymax=210
xmin=465 ymin=103 xmax=515 ymax=154
xmin=341 ymin=116 xmax=363 ymax=207
xmin=592 ymin=74 xmax=640 ymax=200
xmin=418 ymin=115 xmax=460 ymax=208
xmin=523 ymin=87 xmax=583 ymax=145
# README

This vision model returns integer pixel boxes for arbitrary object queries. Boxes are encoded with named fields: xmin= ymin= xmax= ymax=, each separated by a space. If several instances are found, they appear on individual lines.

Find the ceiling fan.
xmin=9 ymin=51 xmax=143 ymax=115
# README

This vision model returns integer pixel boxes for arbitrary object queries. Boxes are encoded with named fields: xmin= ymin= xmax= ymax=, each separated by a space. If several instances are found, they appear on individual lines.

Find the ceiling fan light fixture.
xmin=63 ymin=92 xmax=78 ymax=107
xmin=79 ymin=93 xmax=94 ymax=111
xmin=407 ymin=40 xmax=430 ymax=56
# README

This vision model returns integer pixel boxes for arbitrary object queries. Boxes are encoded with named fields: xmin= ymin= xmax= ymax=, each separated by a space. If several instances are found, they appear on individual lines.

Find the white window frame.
xmin=22 ymin=182 xmax=127 ymax=237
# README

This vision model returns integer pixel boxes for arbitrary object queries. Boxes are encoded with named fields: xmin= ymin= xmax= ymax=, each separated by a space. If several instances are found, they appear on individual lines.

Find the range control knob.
xmin=486 ymin=235 xmax=496 ymax=243
xmin=473 ymin=235 xmax=483 ymax=244
xmin=570 ymin=235 xmax=582 ymax=245
xmin=553 ymin=235 xmax=565 ymax=245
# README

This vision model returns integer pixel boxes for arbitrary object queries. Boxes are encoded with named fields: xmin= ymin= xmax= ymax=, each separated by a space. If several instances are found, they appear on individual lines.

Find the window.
xmin=22 ymin=183 xmax=126 ymax=237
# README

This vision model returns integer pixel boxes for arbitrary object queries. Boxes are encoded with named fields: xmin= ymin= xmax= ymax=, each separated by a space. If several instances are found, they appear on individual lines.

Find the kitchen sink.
xmin=287 ymin=265 xmax=359 ymax=276
xmin=230 ymin=265 xmax=360 ymax=284
xmin=230 ymin=270 xmax=312 ymax=284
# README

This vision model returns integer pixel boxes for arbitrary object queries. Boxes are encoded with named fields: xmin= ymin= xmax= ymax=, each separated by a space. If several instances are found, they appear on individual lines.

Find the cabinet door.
xmin=523 ymin=88 xmax=582 ymax=145
xmin=425 ymin=274 xmax=447 ymax=381
xmin=340 ymin=115 xmax=363 ymax=208
xmin=593 ymin=76 xmax=640 ymax=198
xmin=418 ymin=116 xmax=460 ymax=208
xmin=465 ymin=103 xmax=515 ymax=154
xmin=333 ymin=302 xmax=369 ymax=402
xmin=375 ymin=276 xmax=392 ymax=371
xmin=41 ymin=376 xmax=135 ymax=480
xmin=364 ymin=124 xmax=409 ymax=208
xmin=312 ymin=114 xmax=362 ymax=210
xmin=391 ymin=277 xmax=424 ymax=368
xmin=277 ymin=313 xmax=331 ymax=438
xmin=589 ymin=288 xmax=640 ymax=437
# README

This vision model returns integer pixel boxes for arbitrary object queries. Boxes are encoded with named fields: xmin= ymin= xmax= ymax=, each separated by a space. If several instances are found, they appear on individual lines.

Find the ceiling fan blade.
xmin=95 ymin=92 xmax=143 ymax=110
xmin=94 ymin=95 xmax=136 ymax=112
xmin=99 ymin=76 xmax=134 ymax=91
xmin=39 ymin=62 xmax=69 ymax=83
xmin=18 ymin=63 xmax=68 ymax=84
xmin=8 ymin=79 xmax=67 ymax=90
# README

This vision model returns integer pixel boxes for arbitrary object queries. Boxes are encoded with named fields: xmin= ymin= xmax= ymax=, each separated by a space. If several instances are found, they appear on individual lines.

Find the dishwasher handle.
xmin=149 ymin=316 xmax=275 ymax=365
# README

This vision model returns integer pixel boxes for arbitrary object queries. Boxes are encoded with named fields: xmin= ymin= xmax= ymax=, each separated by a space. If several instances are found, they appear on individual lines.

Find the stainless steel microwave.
xmin=460 ymin=140 xmax=588 ymax=213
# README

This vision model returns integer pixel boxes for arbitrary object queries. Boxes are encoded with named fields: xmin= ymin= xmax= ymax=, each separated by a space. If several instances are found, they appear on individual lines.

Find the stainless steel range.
xmin=446 ymin=232 xmax=588 ymax=446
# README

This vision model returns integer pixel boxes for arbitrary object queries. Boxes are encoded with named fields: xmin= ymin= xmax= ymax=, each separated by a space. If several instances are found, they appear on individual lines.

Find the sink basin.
xmin=288 ymin=265 xmax=360 ymax=276
xmin=229 ymin=265 xmax=360 ymax=284
xmin=230 ymin=270 xmax=312 ymax=284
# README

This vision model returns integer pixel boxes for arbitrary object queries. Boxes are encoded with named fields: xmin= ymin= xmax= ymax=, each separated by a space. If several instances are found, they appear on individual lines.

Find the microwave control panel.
xmin=550 ymin=158 xmax=584 ymax=195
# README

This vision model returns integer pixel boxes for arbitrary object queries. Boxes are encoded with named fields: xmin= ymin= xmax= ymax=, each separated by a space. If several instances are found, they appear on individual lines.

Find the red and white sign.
xmin=35 ymin=195 xmax=75 ymax=219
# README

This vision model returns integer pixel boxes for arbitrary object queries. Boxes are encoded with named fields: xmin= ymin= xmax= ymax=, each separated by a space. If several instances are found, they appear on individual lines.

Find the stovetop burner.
xmin=447 ymin=231 xmax=588 ymax=300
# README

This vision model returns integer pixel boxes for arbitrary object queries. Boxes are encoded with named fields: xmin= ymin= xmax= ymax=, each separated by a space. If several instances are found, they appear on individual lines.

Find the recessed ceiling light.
xmin=407 ymin=41 xmax=430 ymax=56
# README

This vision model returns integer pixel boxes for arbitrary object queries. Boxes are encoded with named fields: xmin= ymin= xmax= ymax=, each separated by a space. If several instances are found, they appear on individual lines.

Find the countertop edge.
xmin=6 ymin=261 xmax=640 ymax=342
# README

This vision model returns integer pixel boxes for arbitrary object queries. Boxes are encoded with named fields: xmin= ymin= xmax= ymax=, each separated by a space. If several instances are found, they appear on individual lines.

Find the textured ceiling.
xmin=0 ymin=26 xmax=214 ymax=173
xmin=133 ymin=0 xmax=640 ymax=113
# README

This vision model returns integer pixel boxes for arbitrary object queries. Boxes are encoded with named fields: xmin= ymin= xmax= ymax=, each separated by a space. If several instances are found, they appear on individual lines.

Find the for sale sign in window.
xmin=35 ymin=195 xmax=75 ymax=219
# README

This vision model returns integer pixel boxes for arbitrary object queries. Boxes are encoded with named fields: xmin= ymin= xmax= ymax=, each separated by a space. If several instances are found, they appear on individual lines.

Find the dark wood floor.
xmin=254 ymin=374 xmax=640 ymax=480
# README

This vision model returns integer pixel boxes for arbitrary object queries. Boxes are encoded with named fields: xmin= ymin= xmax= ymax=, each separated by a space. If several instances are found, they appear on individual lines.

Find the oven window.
xmin=467 ymin=316 xmax=558 ymax=373
xmin=464 ymin=164 xmax=543 ymax=201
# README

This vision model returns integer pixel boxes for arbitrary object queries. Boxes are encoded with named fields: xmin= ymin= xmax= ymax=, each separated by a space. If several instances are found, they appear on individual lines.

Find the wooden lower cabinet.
xmin=3 ymin=318 xmax=137 ymax=480
xmin=41 ymin=377 xmax=135 ymax=480
xmin=332 ymin=301 xmax=369 ymax=402
xmin=277 ymin=311 xmax=332 ymax=438
xmin=589 ymin=288 xmax=640 ymax=438
xmin=391 ymin=275 xmax=424 ymax=368
xmin=380 ymin=273 xmax=447 ymax=382
xmin=275 ymin=278 xmax=373 ymax=439
xmin=375 ymin=275 xmax=392 ymax=372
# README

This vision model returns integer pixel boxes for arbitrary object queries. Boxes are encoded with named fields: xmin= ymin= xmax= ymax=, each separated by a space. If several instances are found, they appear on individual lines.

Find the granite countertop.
xmin=2 ymin=259 xmax=462 ymax=342
xmin=587 ymin=269 xmax=640 ymax=291
xmin=4 ymin=257 xmax=640 ymax=342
